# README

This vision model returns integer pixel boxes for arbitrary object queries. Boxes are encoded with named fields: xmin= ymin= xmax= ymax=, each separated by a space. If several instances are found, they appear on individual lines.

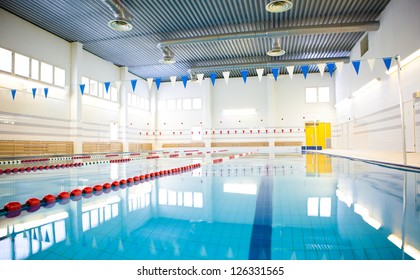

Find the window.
xmin=192 ymin=98 xmax=202 ymax=110
xmin=54 ymin=67 xmax=65 ymax=87
xmin=111 ymin=86 xmax=118 ymax=102
xmin=90 ymin=79 xmax=98 ymax=96
xmin=167 ymin=99 xmax=176 ymax=111
xmin=81 ymin=76 xmax=90 ymax=94
xmin=183 ymin=98 xmax=192 ymax=110
xmin=176 ymin=99 xmax=182 ymax=110
xmin=139 ymin=97 xmax=145 ymax=108
xmin=158 ymin=100 xmax=166 ymax=111
xmin=305 ymin=87 xmax=330 ymax=103
xmin=31 ymin=59 xmax=39 ymax=80
xmin=14 ymin=53 xmax=30 ymax=77
xmin=145 ymin=99 xmax=150 ymax=111
xmin=40 ymin=62 xmax=53 ymax=84
xmin=0 ymin=47 xmax=12 ymax=72
xmin=98 ymin=82 xmax=104 ymax=98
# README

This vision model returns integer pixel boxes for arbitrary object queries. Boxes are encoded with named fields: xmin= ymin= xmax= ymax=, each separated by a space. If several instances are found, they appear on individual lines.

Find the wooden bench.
xmin=0 ymin=140 xmax=73 ymax=156
xmin=82 ymin=142 xmax=123 ymax=154
xmin=129 ymin=143 xmax=153 ymax=152
xmin=162 ymin=142 xmax=205 ymax=148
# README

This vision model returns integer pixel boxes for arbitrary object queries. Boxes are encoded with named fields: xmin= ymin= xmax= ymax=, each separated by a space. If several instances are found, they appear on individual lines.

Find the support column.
xmin=267 ymin=76 xmax=276 ymax=158
xmin=119 ymin=67 xmax=129 ymax=152
xmin=70 ymin=42 xmax=83 ymax=154
xmin=202 ymin=79 xmax=212 ymax=151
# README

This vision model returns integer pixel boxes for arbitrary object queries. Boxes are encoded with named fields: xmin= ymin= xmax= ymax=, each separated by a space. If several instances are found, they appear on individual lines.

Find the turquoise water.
xmin=0 ymin=153 xmax=419 ymax=260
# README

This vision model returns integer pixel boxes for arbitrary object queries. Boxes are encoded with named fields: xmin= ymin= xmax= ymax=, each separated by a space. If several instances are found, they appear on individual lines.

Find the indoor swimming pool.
xmin=0 ymin=152 xmax=419 ymax=260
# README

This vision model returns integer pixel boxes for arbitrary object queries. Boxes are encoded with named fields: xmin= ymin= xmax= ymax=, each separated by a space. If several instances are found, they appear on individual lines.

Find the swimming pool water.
xmin=0 ymin=153 xmax=419 ymax=260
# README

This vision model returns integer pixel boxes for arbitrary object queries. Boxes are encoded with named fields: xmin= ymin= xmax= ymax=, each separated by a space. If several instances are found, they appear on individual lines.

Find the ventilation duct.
xmin=101 ymin=0 xmax=133 ymax=31
xmin=159 ymin=46 xmax=175 ymax=64
xmin=267 ymin=38 xmax=286 ymax=56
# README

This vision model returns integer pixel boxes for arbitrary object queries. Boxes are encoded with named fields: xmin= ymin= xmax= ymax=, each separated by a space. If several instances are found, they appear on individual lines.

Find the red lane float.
xmin=127 ymin=178 xmax=134 ymax=183
xmin=112 ymin=181 xmax=119 ymax=187
xmin=58 ymin=192 xmax=70 ymax=204
xmin=119 ymin=179 xmax=127 ymax=185
xmin=133 ymin=176 xmax=139 ymax=181
xmin=4 ymin=201 xmax=21 ymax=218
xmin=26 ymin=198 xmax=41 ymax=212
xmin=139 ymin=175 xmax=145 ymax=180
xmin=43 ymin=194 xmax=56 ymax=208
xmin=70 ymin=189 xmax=82 ymax=201
xmin=102 ymin=183 xmax=111 ymax=193
xmin=93 ymin=185 xmax=103 ymax=195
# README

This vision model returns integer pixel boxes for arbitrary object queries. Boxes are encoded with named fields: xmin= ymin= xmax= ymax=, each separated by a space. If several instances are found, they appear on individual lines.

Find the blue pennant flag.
xmin=383 ymin=57 xmax=392 ymax=71
xmin=131 ymin=79 xmax=137 ymax=92
xmin=241 ymin=70 xmax=249 ymax=84
xmin=155 ymin=78 xmax=161 ymax=90
xmin=44 ymin=88 xmax=49 ymax=98
xmin=11 ymin=89 xmax=16 ymax=100
xmin=45 ymin=231 xmax=50 ymax=242
xmin=326 ymin=63 xmax=336 ymax=77
xmin=352 ymin=60 xmax=361 ymax=75
xmin=210 ymin=73 xmax=217 ymax=86
xmin=301 ymin=65 xmax=309 ymax=79
xmin=32 ymin=88 xmax=37 ymax=99
xmin=80 ymin=84 xmax=85 ymax=95
xmin=272 ymin=68 xmax=279 ymax=81
xmin=104 ymin=82 xmax=111 ymax=94
xmin=182 ymin=75 xmax=188 ymax=88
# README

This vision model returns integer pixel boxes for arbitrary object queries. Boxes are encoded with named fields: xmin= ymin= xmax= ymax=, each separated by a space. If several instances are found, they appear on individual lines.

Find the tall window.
xmin=14 ymin=53 xmax=30 ymax=77
xmin=305 ymin=87 xmax=330 ymax=103
xmin=0 ymin=47 xmax=12 ymax=73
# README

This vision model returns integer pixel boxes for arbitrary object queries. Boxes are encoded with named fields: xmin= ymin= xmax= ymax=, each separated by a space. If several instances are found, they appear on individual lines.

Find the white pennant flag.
xmin=223 ymin=71 xmax=230 ymax=84
xmin=286 ymin=66 xmax=294 ymax=79
xmin=147 ymin=78 xmax=153 ymax=90
xmin=170 ymin=76 xmax=177 ymax=87
xmin=336 ymin=62 xmax=344 ymax=74
xmin=256 ymin=68 xmax=264 ymax=82
xmin=367 ymin=59 xmax=376 ymax=71
xmin=317 ymin=64 xmax=325 ymax=77
xmin=115 ymin=81 xmax=121 ymax=91
xmin=197 ymin=73 xmax=204 ymax=86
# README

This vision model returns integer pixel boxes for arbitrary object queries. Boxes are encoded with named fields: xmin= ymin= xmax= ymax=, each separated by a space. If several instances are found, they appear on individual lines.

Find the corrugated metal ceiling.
xmin=0 ymin=0 xmax=391 ymax=81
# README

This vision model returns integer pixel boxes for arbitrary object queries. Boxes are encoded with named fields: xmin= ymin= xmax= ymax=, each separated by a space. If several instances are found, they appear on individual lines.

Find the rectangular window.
xmin=54 ymin=67 xmax=65 ymax=87
xmin=145 ymin=99 xmax=150 ymax=111
xmin=31 ymin=59 xmax=39 ymax=80
xmin=139 ymin=97 xmax=145 ymax=109
xmin=305 ymin=87 xmax=330 ymax=103
xmin=318 ymin=87 xmax=330 ymax=102
xmin=127 ymin=93 xmax=132 ymax=106
xmin=40 ymin=62 xmax=53 ymax=84
xmin=158 ymin=99 xmax=166 ymax=111
xmin=98 ymin=82 xmax=104 ymax=98
xmin=305 ymin=87 xmax=318 ymax=103
xmin=111 ymin=86 xmax=118 ymax=102
xmin=192 ymin=98 xmax=202 ymax=110
xmin=183 ymin=98 xmax=192 ymax=110
xmin=90 ymin=80 xmax=98 ymax=96
xmin=14 ymin=53 xmax=30 ymax=77
xmin=176 ymin=99 xmax=182 ymax=110
xmin=0 ymin=47 xmax=12 ymax=72
xmin=167 ymin=99 xmax=176 ymax=111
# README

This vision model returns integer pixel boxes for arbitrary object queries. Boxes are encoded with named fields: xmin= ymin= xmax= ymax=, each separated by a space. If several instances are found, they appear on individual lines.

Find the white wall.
xmin=334 ymin=0 xmax=420 ymax=151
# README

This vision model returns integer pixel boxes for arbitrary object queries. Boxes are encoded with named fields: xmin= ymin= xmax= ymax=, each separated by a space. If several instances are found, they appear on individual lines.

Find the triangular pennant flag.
xmin=209 ymin=73 xmax=217 ymax=86
xmin=241 ymin=70 xmax=248 ymax=84
xmin=286 ymin=66 xmax=294 ymax=79
xmin=115 ymin=81 xmax=121 ymax=91
xmin=80 ymin=84 xmax=85 ymax=95
xmin=223 ymin=71 xmax=230 ymax=84
xmin=352 ymin=60 xmax=361 ymax=75
xmin=104 ymin=82 xmax=111 ymax=94
xmin=181 ymin=75 xmax=188 ymax=88
xmin=301 ymin=65 xmax=309 ymax=79
xmin=272 ymin=68 xmax=279 ymax=81
xmin=326 ymin=63 xmax=336 ymax=77
xmin=197 ymin=73 xmax=204 ymax=86
xmin=131 ymin=79 xmax=137 ymax=92
xmin=147 ymin=78 xmax=153 ymax=90
xmin=32 ymin=88 xmax=37 ymax=99
xmin=45 ymin=231 xmax=50 ymax=242
xmin=383 ymin=57 xmax=392 ymax=71
xmin=336 ymin=62 xmax=344 ymax=74
xmin=256 ymin=68 xmax=264 ymax=82
xmin=170 ymin=76 xmax=177 ymax=87
xmin=44 ymin=88 xmax=48 ymax=98
xmin=33 ymin=229 xmax=37 ymax=240
xmin=11 ymin=89 xmax=16 ymax=100
xmin=367 ymin=59 xmax=376 ymax=71
xmin=317 ymin=64 xmax=325 ymax=77
xmin=155 ymin=78 xmax=161 ymax=90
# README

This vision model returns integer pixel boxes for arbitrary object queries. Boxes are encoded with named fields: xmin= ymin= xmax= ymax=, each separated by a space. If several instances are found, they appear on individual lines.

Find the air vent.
xmin=108 ymin=19 xmax=132 ymax=31
xmin=266 ymin=0 xmax=293 ymax=13
xmin=267 ymin=38 xmax=286 ymax=57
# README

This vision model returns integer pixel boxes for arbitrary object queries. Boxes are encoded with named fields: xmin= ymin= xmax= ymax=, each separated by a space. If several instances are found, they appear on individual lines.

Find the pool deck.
xmin=317 ymin=149 xmax=420 ymax=169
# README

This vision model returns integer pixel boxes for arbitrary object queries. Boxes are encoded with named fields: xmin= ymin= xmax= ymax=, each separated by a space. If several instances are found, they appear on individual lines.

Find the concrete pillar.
xmin=267 ymin=76 xmax=276 ymax=157
xmin=202 ymin=79 xmax=212 ymax=151
xmin=70 ymin=42 xmax=83 ymax=154
xmin=119 ymin=67 xmax=129 ymax=152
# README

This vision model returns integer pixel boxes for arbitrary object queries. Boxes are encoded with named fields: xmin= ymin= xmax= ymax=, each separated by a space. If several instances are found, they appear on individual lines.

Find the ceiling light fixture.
xmin=159 ymin=47 xmax=176 ymax=64
xmin=101 ymin=0 xmax=133 ymax=31
xmin=267 ymin=38 xmax=286 ymax=56
xmin=266 ymin=0 xmax=293 ymax=13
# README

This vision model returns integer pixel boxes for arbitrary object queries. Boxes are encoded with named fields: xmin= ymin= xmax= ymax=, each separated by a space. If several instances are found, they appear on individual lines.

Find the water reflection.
xmin=0 ymin=155 xmax=419 ymax=260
